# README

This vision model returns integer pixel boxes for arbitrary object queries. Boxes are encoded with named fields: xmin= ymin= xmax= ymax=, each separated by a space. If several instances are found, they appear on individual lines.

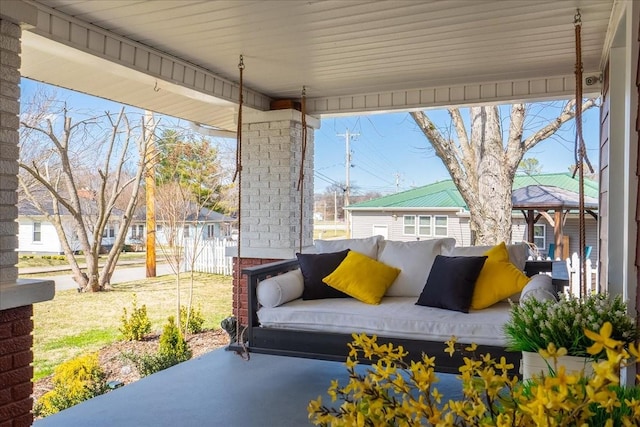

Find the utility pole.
xmin=338 ymin=129 xmax=358 ymax=238
xmin=394 ymin=172 xmax=401 ymax=193
xmin=144 ymin=110 xmax=156 ymax=277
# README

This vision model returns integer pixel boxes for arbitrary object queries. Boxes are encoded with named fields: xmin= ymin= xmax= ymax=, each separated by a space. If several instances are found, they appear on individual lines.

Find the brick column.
xmin=0 ymin=306 xmax=33 ymax=427
xmin=0 ymin=16 xmax=31 ymax=427
xmin=0 ymin=8 xmax=54 ymax=426
xmin=0 ymin=18 xmax=20 ymax=288
xmin=232 ymin=109 xmax=319 ymax=326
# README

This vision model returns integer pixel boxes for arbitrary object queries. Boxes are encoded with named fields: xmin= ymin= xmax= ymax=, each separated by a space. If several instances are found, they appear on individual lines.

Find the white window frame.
xmin=103 ymin=226 xmax=115 ymax=238
xmin=434 ymin=215 xmax=448 ymax=237
xmin=417 ymin=215 xmax=432 ymax=237
xmin=33 ymin=222 xmax=41 ymax=243
xmin=402 ymin=215 xmax=415 ymax=235
xmin=533 ymin=224 xmax=546 ymax=252
xmin=206 ymin=224 xmax=215 ymax=239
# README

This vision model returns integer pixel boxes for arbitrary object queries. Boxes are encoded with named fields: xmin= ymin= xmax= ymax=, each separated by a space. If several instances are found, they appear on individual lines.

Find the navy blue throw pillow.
xmin=296 ymin=249 xmax=351 ymax=300
xmin=416 ymin=255 xmax=487 ymax=313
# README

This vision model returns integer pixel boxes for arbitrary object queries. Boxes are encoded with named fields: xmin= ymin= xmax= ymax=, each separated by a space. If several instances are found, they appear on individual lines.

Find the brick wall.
xmin=241 ymin=111 xmax=315 ymax=256
xmin=0 ymin=306 xmax=34 ymax=427
xmin=0 ymin=18 xmax=20 ymax=286
xmin=231 ymin=110 xmax=317 ymax=328
xmin=0 ymin=18 xmax=35 ymax=427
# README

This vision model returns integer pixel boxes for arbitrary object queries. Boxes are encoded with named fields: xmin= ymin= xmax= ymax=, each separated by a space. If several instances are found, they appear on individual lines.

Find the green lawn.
xmin=33 ymin=272 xmax=232 ymax=380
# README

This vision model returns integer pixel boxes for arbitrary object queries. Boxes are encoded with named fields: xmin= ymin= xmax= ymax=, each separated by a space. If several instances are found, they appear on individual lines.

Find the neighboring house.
xmin=17 ymin=199 xmax=121 ymax=254
xmin=127 ymin=206 xmax=236 ymax=249
xmin=345 ymin=173 xmax=598 ymax=262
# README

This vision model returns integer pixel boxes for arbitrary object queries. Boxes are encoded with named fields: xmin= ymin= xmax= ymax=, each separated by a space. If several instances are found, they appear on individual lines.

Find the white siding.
xmin=17 ymin=218 xmax=62 ymax=254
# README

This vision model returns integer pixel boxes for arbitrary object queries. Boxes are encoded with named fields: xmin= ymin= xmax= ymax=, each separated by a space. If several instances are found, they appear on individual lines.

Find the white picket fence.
xmin=182 ymin=238 xmax=236 ymax=276
xmin=565 ymin=253 xmax=599 ymax=296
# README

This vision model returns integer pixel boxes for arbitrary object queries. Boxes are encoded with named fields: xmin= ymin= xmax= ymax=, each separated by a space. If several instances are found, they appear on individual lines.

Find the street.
xmin=34 ymin=263 xmax=175 ymax=291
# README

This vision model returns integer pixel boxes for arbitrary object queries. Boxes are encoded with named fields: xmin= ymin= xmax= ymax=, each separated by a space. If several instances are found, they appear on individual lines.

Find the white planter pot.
xmin=521 ymin=351 xmax=594 ymax=380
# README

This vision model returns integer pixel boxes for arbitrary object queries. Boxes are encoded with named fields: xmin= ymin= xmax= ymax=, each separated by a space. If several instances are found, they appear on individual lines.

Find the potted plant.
xmin=504 ymin=292 xmax=639 ymax=378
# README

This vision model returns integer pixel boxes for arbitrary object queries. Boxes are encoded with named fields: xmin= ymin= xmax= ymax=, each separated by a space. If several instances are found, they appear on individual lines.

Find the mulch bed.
xmin=33 ymin=329 xmax=230 ymax=404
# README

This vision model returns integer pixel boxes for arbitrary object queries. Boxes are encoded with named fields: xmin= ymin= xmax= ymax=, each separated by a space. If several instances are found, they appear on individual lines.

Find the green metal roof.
xmin=347 ymin=173 xmax=598 ymax=210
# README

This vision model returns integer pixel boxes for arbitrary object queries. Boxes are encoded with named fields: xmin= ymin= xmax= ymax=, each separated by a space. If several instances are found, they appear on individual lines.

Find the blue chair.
xmin=547 ymin=243 xmax=555 ymax=260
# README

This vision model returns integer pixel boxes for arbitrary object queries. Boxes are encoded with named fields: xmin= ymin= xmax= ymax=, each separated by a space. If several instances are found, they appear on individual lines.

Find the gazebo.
xmin=513 ymin=185 xmax=598 ymax=259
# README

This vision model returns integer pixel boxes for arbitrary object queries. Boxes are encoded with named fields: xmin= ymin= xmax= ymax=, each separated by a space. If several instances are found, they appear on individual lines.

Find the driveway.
xmin=22 ymin=263 xmax=175 ymax=291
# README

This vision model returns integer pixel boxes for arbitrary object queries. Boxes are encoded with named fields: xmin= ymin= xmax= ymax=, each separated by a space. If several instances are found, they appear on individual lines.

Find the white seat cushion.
xmin=258 ymin=297 xmax=511 ymax=347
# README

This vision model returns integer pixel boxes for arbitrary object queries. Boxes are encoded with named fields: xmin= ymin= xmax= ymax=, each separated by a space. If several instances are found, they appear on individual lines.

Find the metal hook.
xmin=301 ymin=85 xmax=306 ymax=97
xmin=238 ymin=54 xmax=245 ymax=70
xmin=574 ymin=9 xmax=581 ymax=25
xmin=153 ymin=81 xmax=160 ymax=92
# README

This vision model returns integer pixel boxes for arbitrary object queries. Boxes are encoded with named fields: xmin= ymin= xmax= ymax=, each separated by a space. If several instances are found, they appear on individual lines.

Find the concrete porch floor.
xmin=33 ymin=348 xmax=464 ymax=426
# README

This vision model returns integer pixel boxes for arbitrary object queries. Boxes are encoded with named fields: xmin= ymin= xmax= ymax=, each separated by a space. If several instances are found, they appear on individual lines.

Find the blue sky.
xmin=21 ymin=78 xmax=599 ymax=195
xmin=314 ymin=104 xmax=599 ymax=195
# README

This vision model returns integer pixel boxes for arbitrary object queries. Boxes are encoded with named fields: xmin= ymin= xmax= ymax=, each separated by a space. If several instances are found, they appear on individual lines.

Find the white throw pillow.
xmin=378 ymin=238 xmax=457 ymax=297
xmin=256 ymin=269 xmax=304 ymax=308
xmin=451 ymin=242 xmax=529 ymax=271
xmin=314 ymin=235 xmax=383 ymax=259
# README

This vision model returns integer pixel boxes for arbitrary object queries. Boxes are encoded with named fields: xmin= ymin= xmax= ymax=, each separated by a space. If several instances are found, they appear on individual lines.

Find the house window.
xmin=403 ymin=215 xmax=415 ymax=235
xmin=183 ymin=225 xmax=190 ymax=238
xmin=533 ymin=224 xmax=545 ymax=251
xmin=102 ymin=226 xmax=115 ymax=238
xmin=131 ymin=225 xmax=144 ymax=239
xmin=434 ymin=216 xmax=448 ymax=237
xmin=207 ymin=224 xmax=215 ymax=239
xmin=417 ymin=216 xmax=432 ymax=236
xmin=33 ymin=222 xmax=41 ymax=242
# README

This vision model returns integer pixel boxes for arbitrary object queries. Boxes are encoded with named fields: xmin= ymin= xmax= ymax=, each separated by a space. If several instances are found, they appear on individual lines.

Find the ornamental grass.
xmin=308 ymin=324 xmax=640 ymax=426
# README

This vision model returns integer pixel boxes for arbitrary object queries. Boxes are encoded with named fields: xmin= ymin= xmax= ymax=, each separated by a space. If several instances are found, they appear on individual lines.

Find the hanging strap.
xmin=573 ymin=10 xmax=593 ymax=297
xmin=233 ymin=55 xmax=249 ymax=360
xmin=297 ymin=87 xmax=307 ymax=253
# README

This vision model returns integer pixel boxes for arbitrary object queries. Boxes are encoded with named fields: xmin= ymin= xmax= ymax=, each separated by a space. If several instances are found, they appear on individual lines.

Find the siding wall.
xmin=17 ymin=219 xmax=62 ymax=254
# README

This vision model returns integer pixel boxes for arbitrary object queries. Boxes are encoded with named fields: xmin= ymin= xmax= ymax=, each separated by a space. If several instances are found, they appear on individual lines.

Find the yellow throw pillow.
xmin=470 ymin=242 xmax=531 ymax=310
xmin=323 ymin=251 xmax=400 ymax=305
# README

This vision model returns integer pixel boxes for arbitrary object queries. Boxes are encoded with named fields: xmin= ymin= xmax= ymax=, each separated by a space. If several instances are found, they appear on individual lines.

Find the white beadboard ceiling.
xmin=16 ymin=0 xmax=617 ymax=132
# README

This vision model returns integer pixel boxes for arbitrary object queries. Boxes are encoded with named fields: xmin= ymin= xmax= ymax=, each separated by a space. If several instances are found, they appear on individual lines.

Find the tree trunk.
xmin=410 ymin=100 xmax=596 ymax=246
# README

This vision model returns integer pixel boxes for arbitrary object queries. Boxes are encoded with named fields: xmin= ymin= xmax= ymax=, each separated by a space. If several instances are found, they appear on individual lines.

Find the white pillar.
xmin=239 ymin=109 xmax=319 ymax=259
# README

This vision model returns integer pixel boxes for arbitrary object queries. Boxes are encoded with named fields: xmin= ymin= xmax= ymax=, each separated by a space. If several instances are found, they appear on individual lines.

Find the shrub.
xmin=119 ymin=294 xmax=151 ymax=341
xmin=308 ymin=325 xmax=640 ymax=426
xmin=125 ymin=316 xmax=192 ymax=377
xmin=34 ymin=353 xmax=108 ymax=417
xmin=180 ymin=305 xmax=205 ymax=334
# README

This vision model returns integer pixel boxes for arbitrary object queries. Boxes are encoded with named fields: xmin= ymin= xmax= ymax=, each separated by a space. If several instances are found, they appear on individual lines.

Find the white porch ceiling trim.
xmin=22 ymin=0 xmax=271 ymax=111
xmin=310 ymin=74 xmax=602 ymax=116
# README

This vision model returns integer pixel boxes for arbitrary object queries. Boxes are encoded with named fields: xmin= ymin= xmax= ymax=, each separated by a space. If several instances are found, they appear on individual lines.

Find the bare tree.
xmin=518 ymin=157 xmax=543 ymax=176
xmin=410 ymin=100 xmax=596 ymax=245
xmin=155 ymin=131 xmax=230 ymax=334
xmin=18 ymin=95 xmax=154 ymax=291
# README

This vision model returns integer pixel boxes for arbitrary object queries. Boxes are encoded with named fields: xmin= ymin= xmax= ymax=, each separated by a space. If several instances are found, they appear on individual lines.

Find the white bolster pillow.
xmin=519 ymin=274 xmax=557 ymax=305
xmin=256 ymin=269 xmax=304 ymax=308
